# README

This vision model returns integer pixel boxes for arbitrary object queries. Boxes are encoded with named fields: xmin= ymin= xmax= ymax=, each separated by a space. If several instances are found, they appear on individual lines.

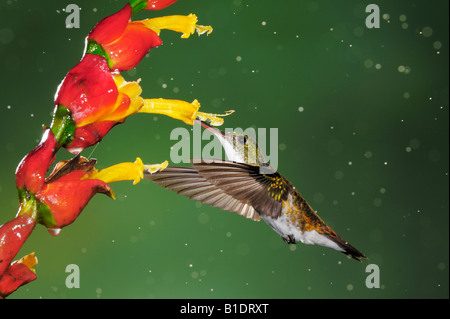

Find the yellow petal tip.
xmin=15 ymin=252 xmax=38 ymax=274
xmin=143 ymin=160 xmax=168 ymax=174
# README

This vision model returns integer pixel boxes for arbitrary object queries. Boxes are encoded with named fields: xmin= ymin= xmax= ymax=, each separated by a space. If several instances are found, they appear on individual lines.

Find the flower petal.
xmin=103 ymin=22 xmax=162 ymax=72
xmin=54 ymin=54 xmax=118 ymax=127
xmin=0 ymin=257 xmax=37 ymax=299
xmin=88 ymin=4 xmax=132 ymax=45
xmin=145 ymin=0 xmax=179 ymax=11
xmin=15 ymin=129 xmax=57 ymax=194
xmin=87 ymin=157 xmax=145 ymax=185
xmin=66 ymin=121 xmax=118 ymax=154
xmin=87 ymin=158 xmax=168 ymax=185
xmin=0 ymin=212 xmax=37 ymax=277
xmin=140 ymin=14 xmax=212 ymax=39
xmin=36 ymin=178 xmax=113 ymax=230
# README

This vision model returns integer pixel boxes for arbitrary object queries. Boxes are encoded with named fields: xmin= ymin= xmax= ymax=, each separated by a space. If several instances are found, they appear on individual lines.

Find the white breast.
xmin=260 ymin=212 xmax=344 ymax=253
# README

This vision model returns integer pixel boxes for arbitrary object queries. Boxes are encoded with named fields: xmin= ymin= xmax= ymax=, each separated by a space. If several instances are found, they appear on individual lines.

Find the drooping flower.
xmin=0 ymin=253 xmax=37 ymax=299
xmin=0 ymin=210 xmax=37 ymax=278
xmin=0 ymin=193 xmax=37 ymax=298
xmin=129 ymin=0 xmax=180 ymax=13
xmin=50 ymin=4 xmax=224 ymax=154
xmin=53 ymin=57 xmax=232 ymax=154
xmin=86 ymin=4 xmax=162 ymax=72
xmin=85 ymin=2 xmax=211 ymax=72
xmin=52 ymin=54 xmax=144 ymax=153
xmin=15 ymin=129 xmax=57 ymax=194
xmin=36 ymin=155 xmax=166 ymax=233
xmin=144 ymin=0 xmax=179 ymax=11
xmin=34 ymin=156 xmax=114 ymax=234
xmin=15 ymin=137 xmax=167 ymax=234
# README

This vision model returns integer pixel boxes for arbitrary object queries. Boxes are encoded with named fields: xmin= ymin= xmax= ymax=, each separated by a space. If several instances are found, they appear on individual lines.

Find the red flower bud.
xmin=0 ymin=212 xmax=37 ymax=277
xmin=67 ymin=121 xmax=118 ymax=154
xmin=145 ymin=0 xmax=179 ymax=10
xmin=15 ymin=129 xmax=57 ymax=193
xmin=53 ymin=55 xmax=144 ymax=153
xmin=88 ymin=4 xmax=132 ymax=47
xmin=0 ymin=259 xmax=37 ymax=299
xmin=55 ymin=54 xmax=118 ymax=127
xmin=99 ymin=21 xmax=162 ymax=72
xmin=35 ymin=156 xmax=113 ymax=233
xmin=87 ymin=4 xmax=162 ymax=72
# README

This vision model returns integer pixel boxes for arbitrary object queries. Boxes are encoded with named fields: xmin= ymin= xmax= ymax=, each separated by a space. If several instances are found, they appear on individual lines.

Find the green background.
xmin=0 ymin=0 xmax=448 ymax=299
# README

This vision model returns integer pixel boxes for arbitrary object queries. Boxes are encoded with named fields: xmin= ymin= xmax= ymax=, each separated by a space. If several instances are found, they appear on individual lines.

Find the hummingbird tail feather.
xmin=327 ymin=234 xmax=366 ymax=262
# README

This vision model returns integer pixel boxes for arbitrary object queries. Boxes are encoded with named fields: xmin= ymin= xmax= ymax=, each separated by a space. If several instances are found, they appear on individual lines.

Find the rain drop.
xmin=433 ymin=41 xmax=442 ymax=50
xmin=421 ymin=26 xmax=433 ymax=37
xmin=48 ymin=228 xmax=62 ymax=236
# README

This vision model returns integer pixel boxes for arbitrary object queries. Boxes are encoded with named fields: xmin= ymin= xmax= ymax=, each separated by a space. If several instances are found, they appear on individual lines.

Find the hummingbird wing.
xmin=144 ymin=164 xmax=261 ymax=221
xmin=191 ymin=160 xmax=293 ymax=219
xmin=146 ymin=159 xmax=292 ymax=219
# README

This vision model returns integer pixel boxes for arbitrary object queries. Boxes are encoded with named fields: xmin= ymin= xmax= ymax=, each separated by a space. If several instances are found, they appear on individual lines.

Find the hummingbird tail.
xmin=328 ymin=234 xmax=366 ymax=262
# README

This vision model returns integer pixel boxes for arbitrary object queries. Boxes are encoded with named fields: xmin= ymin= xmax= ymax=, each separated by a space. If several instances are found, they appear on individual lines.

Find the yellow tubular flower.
xmin=140 ymin=14 xmax=213 ymax=38
xmin=98 ymin=75 xmax=234 ymax=127
xmin=87 ymin=158 xmax=168 ymax=185
xmin=140 ymin=98 xmax=235 ymax=126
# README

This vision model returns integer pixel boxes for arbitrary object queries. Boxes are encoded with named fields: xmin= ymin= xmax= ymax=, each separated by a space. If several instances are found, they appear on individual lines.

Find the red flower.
xmin=87 ymin=4 xmax=162 ymax=72
xmin=53 ymin=54 xmax=144 ymax=153
xmin=35 ymin=156 xmax=113 ymax=233
xmin=15 ymin=129 xmax=57 ymax=193
xmin=54 ymin=54 xmax=118 ymax=127
xmin=145 ymin=0 xmax=179 ymax=10
xmin=14 ymin=128 xmax=112 ymax=233
xmin=0 ymin=253 xmax=37 ymax=299
xmin=0 ymin=212 xmax=37 ymax=277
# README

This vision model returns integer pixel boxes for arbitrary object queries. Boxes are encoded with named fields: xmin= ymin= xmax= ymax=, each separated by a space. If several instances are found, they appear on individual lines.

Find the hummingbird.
xmin=145 ymin=121 xmax=366 ymax=261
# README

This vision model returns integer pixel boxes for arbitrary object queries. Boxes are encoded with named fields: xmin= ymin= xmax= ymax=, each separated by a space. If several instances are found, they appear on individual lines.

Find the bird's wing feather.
xmin=192 ymin=159 xmax=293 ymax=219
xmin=145 ymin=165 xmax=261 ymax=221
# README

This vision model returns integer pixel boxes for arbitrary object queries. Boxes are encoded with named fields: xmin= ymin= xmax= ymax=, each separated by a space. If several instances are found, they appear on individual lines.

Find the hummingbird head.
xmin=197 ymin=120 xmax=268 ymax=167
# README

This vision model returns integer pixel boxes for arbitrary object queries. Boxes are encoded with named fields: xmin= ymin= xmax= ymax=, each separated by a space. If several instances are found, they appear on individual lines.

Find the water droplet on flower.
xmin=48 ymin=228 xmax=62 ymax=236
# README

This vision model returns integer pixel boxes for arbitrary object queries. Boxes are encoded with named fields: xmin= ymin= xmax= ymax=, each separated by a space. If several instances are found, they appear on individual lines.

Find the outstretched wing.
xmin=192 ymin=160 xmax=292 ymax=219
xmin=144 ymin=159 xmax=293 ymax=221
xmin=144 ymin=164 xmax=261 ymax=221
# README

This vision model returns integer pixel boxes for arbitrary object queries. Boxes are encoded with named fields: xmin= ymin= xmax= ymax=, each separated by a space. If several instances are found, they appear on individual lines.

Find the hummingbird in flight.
xmin=145 ymin=121 xmax=366 ymax=261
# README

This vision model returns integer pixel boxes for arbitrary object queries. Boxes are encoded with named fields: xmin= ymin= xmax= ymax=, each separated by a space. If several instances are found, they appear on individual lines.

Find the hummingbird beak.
xmin=194 ymin=120 xmax=225 ymax=138
xmin=195 ymin=119 xmax=244 ymax=164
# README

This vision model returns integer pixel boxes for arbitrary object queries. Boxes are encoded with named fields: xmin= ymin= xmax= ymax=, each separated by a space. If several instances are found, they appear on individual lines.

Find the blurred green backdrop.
xmin=0 ymin=0 xmax=448 ymax=299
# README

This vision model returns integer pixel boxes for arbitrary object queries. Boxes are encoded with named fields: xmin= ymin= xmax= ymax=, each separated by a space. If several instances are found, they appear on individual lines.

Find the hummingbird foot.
xmin=282 ymin=235 xmax=296 ymax=244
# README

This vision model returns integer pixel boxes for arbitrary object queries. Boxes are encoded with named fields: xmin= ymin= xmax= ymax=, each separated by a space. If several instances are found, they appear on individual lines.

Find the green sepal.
xmin=129 ymin=0 xmax=148 ymax=14
xmin=17 ymin=186 xmax=56 ymax=228
xmin=35 ymin=197 xmax=57 ymax=229
xmin=50 ymin=105 xmax=76 ymax=149
xmin=17 ymin=188 xmax=38 ymax=220
xmin=85 ymin=39 xmax=113 ymax=69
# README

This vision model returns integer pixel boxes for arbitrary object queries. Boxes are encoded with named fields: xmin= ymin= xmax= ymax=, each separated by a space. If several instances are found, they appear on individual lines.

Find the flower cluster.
xmin=0 ymin=0 xmax=231 ymax=298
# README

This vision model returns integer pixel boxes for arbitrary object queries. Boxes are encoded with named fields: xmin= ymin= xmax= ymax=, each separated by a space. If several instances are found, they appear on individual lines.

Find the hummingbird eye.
xmin=236 ymin=135 xmax=248 ymax=145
